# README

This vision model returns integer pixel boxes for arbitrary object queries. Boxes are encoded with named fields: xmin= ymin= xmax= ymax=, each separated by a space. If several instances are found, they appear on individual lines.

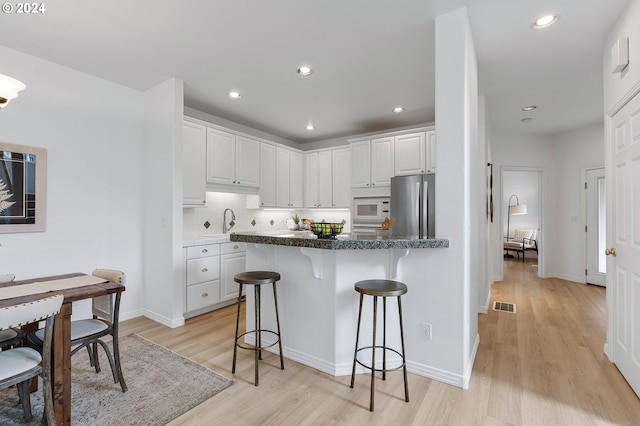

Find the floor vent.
xmin=493 ymin=301 xmax=516 ymax=313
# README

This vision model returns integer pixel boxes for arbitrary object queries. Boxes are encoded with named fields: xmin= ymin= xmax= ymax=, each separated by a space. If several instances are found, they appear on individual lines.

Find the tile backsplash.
xmin=183 ymin=192 xmax=351 ymax=240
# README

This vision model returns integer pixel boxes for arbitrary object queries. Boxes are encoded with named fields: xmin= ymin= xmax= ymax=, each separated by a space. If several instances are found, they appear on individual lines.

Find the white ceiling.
xmin=0 ymin=0 xmax=629 ymax=143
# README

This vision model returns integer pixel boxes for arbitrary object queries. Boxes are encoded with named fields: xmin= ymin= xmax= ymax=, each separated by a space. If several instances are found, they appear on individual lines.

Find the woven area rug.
xmin=0 ymin=333 xmax=233 ymax=425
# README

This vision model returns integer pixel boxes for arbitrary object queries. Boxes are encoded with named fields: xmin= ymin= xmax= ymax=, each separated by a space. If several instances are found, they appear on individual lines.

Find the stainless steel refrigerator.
xmin=390 ymin=174 xmax=435 ymax=238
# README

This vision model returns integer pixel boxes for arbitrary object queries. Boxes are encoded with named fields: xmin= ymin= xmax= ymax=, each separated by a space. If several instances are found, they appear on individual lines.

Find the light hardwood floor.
xmin=120 ymin=259 xmax=640 ymax=425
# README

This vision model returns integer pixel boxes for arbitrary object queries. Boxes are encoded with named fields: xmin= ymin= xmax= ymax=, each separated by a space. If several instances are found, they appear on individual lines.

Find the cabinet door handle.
xmin=372 ymin=183 xmax=375 ymax=186
xmin=202 ymin=268 xmax=208 ymax=272
xmin=233 ymin=245 xmax=239 ymax=249
xmin=202 ymin=248 xmax=208 ymax=253
xmin=237 ymin=181 xmax=240 ymax=184
xmin=202 ymin=292 xmax=208 ymax=297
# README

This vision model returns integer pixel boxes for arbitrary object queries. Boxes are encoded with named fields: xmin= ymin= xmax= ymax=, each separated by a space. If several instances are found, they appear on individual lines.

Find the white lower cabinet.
xmin=185 ymin=241 xmax=246 ymax=317
xmin=220 ymin=242 xmax=247 ymax=302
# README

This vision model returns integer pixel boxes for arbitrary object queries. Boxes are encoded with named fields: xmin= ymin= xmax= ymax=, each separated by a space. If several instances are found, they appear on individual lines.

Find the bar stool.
xmin=350 ymin=279 xmax=409 ymax=411
xmin=232 ymin=271 xmax=284 ymax=386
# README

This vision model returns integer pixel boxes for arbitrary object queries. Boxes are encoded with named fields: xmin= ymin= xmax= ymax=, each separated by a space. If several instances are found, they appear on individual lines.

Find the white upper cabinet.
xmin=235 ymin=136 xmax=261 ymax=187
xmin=371 ymin=137 xmax=395 ymax=186
xmin=425 ymin=130 xmax=436 ymax=173
xmin=393 ymin=130 xmax=436 ymax=176
xmin=317 ymin=151 xmax=333 ymax=207
xmin=350 ymin=136 xmax=394 ymax=188
xmin=206 ymin=127 xmax=260 ymax=187
xmin=394 ymin=131 xmax=426 ymax=176
xmin=305 ymin=148 xmax=350 ymax=208
xmin=332 ymin=148 xmax=351 ymax=207
xmin=350 ymin=141 xmax=371 ymax=188
xmin=182 ymin=120 xmax=207 ymax=206
xmin=289 ymin=151 xmax=303 ymax=207
xmin=304 ymin=152 xmax=319 ymax=208
xmin=275 ymin=147 xmax=303 ymax=208
xmin=259 ymin=143 xmax=277 ymax=207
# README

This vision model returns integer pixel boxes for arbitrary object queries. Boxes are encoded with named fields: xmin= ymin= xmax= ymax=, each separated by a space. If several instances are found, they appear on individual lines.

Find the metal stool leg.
xmin=398 ymin=295 xmax=409 ymax=402
xmin=232 ymin=283 xmax=243 ymax=374
xmin=350 ymin=293 xmax=364 ymax=388
xmin=273 ymin=282 xmax=285 ymax=370
xmin=382 ymin=296 xmax=387 ymax=381
xmin=369 ymin=295 xmax=378 ymax=411
xmin=254 ymin=285 xmax=260 ymax=386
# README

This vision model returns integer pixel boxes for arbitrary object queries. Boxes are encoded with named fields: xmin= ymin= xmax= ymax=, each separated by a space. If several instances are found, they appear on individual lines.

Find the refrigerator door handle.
xmin=421 ymin=179 xmax=429 ymax=238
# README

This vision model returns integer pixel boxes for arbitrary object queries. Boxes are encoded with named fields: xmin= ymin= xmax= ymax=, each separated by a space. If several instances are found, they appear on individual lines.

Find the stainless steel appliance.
xmin=390 ymin=174 xmax=435 ymax=238
xmin=352 ymin=196 xmax=390 ymax=234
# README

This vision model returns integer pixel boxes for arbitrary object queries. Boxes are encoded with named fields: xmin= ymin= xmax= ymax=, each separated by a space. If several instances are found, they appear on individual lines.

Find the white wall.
xmin=430 ymin=7 xmax=478 ymax=388
xmin=142 ymin=78 xmax=185 ymax=327
xmin=551 ymin=123 xmax=604 ymax=283
xmin=603 ymin=0 xmax=640 ymax=113
xmin=0 ymin=45 xmax=145 ymax=320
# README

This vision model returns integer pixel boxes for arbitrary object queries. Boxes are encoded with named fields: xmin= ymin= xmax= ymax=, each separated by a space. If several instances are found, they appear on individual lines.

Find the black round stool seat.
xmin=232 ymin=270 xmax=284 ymax=387
xmin=350 ymin=279 xmax=409 ymax=412
xmin=354 ymin=279 xmax=407 ymax=297
xmin=234 ymin=271 xmax=281 ymax=285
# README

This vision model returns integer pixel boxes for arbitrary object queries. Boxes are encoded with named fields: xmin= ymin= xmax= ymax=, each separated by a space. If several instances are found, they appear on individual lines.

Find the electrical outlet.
xmin=421 ymin=323 xmax=432 ymax=340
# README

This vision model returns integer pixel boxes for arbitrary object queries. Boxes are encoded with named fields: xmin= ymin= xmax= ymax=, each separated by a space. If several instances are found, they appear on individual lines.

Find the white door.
xmin=607 ymin=91 xmax=640 ymax=398
xmin=586 ymin=167 xmax=606 ymax=286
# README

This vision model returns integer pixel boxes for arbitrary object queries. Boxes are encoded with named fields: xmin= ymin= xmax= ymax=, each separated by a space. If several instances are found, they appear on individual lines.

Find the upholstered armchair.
xmin=504 ymin=229 xmax=538 ymax=262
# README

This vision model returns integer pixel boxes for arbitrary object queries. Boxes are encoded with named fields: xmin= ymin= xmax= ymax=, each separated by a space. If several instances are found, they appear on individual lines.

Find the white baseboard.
xmin=547 ymin=273 xmax=584 ymax=284
xmin=141 ymin=309 xmax=185 ymax=328
xmin=245 ymin=335 xmax=467 ymax=388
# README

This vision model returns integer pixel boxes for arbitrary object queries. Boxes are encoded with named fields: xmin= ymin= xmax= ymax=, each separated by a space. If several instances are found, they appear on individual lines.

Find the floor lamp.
xmin=504 ymin=194 xmax=527 ymax=258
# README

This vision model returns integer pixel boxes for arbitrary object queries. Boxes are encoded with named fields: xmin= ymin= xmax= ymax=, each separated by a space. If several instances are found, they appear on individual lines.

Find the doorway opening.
xmin=584 ymin=166 xmax=606 ymax=286
xmin=501 ymin=168 xmax=543 ymax=279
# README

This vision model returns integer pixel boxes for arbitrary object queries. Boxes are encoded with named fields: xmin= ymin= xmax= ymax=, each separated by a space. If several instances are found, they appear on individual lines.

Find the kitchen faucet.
xmin=223 ymin=208 xmax=236 ymax=234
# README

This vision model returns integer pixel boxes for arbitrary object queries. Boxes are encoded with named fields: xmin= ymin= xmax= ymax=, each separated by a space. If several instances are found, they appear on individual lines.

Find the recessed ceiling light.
xmin=392 ymin=107 xmax=405 ymax=113
xmin=298 ymin=66 xmax=313 ymax=76
xmin=306 ymin=124 xmax=314 ymax=130
xmin=521 ymin=118 xmax=533 ymax=123
xmin=522 ymin=105 xmax=537 ymax=111
xmin=531 ymin=14 xmax=560 ymax=30
xmin=228 ymin=91 xmax=241 ymax=99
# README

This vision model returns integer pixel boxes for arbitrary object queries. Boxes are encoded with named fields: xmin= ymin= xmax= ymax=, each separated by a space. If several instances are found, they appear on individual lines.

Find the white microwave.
xmin=352 ymin=197 xmax=390 ymax=224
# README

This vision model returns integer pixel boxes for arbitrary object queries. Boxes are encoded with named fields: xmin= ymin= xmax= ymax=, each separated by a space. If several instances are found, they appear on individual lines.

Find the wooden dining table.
xmin=0 ymin=273 xmax=126 ymax=426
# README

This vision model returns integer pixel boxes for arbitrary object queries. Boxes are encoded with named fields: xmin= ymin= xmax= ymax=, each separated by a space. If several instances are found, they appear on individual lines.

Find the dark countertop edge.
xmin=230 ymin=233 xmax=450 ymax=250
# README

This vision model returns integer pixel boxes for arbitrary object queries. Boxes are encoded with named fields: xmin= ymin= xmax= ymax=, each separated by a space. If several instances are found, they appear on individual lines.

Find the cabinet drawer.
xmin=187 ymin=244 xmax=220 ymax=259
xmin=186 ymin=280 xmax=221 ymax=312
xmin=220 ymin=242 xmax=246 ymax=254
xmin=187 ymin=256 xmax=220 ymax=285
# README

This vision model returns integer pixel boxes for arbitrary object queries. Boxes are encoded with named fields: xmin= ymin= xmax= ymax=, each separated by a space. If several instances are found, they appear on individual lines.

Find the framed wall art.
xmin=0 ymin=141 xmax=47 ymax=233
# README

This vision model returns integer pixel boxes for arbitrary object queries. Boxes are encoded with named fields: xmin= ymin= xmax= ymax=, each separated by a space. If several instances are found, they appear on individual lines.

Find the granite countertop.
xmin=229 ymin=231 xmax=449 ymax=250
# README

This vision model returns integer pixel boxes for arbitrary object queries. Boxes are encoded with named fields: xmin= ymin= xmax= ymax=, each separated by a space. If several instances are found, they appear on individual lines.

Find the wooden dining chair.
xmin=0 ymin=274 xmax=25 ymax=351
xmin=28 ymin=269 xmax=128 ymax=392
xmin=0 ymin=294 xmax=63 ymax=425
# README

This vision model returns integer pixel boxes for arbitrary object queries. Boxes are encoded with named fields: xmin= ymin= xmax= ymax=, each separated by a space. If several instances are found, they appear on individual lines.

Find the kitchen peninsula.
xmin=230 ymin=231 xmax=450 ymax=381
